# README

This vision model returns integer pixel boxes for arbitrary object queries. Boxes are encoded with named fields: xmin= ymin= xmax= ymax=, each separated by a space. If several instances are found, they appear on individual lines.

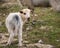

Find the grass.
xmin=0 ymin=5 xmax=60 ymax=48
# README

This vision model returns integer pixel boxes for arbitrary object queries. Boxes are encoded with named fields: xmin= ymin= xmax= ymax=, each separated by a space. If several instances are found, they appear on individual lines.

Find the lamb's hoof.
xmin=18 ymin=46 xmax=23 ymax=48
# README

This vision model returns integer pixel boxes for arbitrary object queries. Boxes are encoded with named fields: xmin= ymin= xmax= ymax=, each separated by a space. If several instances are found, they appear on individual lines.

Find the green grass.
xmin=0 ymin=6 xmax=60 ymax=48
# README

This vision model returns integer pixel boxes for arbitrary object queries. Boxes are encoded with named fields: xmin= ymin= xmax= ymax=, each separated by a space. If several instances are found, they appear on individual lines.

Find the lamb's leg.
xmin=6 ymin=29 xmax=14 ymax=46
xmin=18 ymin=25 xmax=23 ymax=47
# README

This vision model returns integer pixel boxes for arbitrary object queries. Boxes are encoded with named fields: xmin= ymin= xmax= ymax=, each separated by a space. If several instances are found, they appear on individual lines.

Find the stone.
xmin=35 ymin=43 xmax=53 ymax=48
xmin=38 ymin=39 xmax=43 ymax=44
xmin=23 ymin=41 xmax=29 ymax=44
xmin=49 ymin=0 xmax=60 ymax=12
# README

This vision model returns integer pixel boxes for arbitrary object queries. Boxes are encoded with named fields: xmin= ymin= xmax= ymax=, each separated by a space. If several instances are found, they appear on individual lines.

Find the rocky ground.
xmin=0 ymin=2 xmax=60 ymax=48
xmin=0 ymin=33 xmax=53 ymax=48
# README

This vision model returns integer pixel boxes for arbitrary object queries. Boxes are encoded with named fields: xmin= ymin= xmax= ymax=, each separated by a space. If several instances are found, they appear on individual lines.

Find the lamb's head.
xmin=20 ymin=8 xmax=31 ymax=22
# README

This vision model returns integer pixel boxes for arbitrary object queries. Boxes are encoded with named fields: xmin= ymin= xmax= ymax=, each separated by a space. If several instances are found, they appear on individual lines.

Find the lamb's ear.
xmin=20 ymin=11 xmax=23 ymax=14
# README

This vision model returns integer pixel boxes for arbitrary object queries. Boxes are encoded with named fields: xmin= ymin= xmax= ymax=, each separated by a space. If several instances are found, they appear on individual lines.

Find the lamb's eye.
xmin=20 ymin=11 xmax=23 ymax=14
xmin=24 ymin=13 xmax=26 ymax=15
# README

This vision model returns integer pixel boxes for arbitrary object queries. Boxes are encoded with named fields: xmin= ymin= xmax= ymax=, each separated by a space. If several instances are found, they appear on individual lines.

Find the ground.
xmin=0 ymin=4 xmax=60 ymax=48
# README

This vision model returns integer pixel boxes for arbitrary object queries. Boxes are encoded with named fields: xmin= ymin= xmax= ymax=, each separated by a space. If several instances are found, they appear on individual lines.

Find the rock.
xmin=23 ymin=41 xmax=29 ymax=44
xmin=38 ymin=39 xmax=43 ymax=44
xmin=56 ymin=40 xmax=60 ymax=42
xmin=0 ymin=40 xmax=7 ymax=44
xmin=20 ymin=0 xmax=50 ymax=8
xmin=34 ymin=14 xmax=38 ymax=17
xmin=49 ymin=0 xmax=60 ymax=12
xmin=0 ymin=33 xmax=7 ymax=44
xmin=26 ymin=43 xmax=53 ymax=48
xmin=20 ymin=0 xmax=50 ymax=14
xmin=26 ymin=27 xmax=30 ymax=31
xmin=0 ymin=33 xmax=17 ymax=44
xmin=35 ymin=43 xmax=53 ymax=48
xmin=26 ymin=44 xmax=36 ymax=48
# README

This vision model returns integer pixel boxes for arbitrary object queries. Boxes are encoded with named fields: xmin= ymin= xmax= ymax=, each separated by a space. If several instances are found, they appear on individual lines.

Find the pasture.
xmin=0 ymin=5 xmax=60 ymax=48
